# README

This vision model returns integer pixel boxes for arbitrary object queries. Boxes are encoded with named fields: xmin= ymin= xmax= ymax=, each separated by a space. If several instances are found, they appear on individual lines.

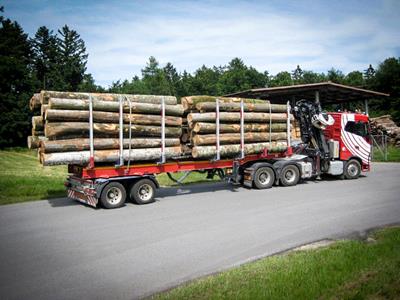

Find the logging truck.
xmin=66 ymin=99 xmax=371 ymax=208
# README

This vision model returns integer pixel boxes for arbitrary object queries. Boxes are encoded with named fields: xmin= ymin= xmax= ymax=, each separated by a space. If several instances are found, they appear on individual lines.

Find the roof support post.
xmin=364 ymin=99 xmax=369 ymax=116
xmin=314 ymin=90 xmax=320 ymax=104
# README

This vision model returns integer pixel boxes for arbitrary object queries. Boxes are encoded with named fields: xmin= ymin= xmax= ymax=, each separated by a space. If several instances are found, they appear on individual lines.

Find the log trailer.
xmin=66 ymin=99 xmax=371 ymax=209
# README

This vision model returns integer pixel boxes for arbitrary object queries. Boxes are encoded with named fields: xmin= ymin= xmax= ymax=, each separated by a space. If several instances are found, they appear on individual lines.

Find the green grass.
xmin=154 ymin=226 xmax=400 ymax=300
xmin=373 ymin=145 xmax=400 ymax=162
xmin=0 ymin=148 xmax=220 ymax=205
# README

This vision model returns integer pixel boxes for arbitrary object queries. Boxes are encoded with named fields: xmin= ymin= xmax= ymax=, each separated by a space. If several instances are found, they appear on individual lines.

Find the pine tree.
xmin=31 ymin=26 xmax=61 ymax=90
xmin=364 ymin=64 xmax=376 ymax=81
xmin=0 ymin=11 xmax=34 ymax=147
xmin=57 ymin=25 xmax=88 ymax=91
xmin=163 ymin=62 xmax=180 ymax=96
xmin=141 ymin=56 xmax=171 ymax=95
xmin=291 ymin=65 xmax=304 ymax=83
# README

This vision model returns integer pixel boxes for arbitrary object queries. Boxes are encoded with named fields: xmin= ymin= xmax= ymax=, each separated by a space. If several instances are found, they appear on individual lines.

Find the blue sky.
xmin=3 ymin=0 xmax=400 ymax=87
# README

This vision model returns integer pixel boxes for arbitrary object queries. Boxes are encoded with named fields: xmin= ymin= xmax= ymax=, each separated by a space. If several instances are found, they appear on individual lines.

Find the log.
xmin=192 ymin=122 xmax=288 ymax=133
xmin=191 ymin=142 xmax=288 ymax=158
xmin=40 ymin=91 xmax=177 ymax=105
xmin=181 ymin=96 xmax=267 ymax=111
xmin=191 ymin=132 xmax=288 ymax=146
xmin=187 ymin=112 xmax=292 ymax=124
xmin=27 ymin=135 xmax=47 ymax=149
xmin=32 ymin=129 xmax=44 ymax=136
xmin=29 ymin=93 xmax=41 ymax=111
xmin=32 ymin=116 xmax=44 ymax=130
xmin=45 ymin=109 xmax=182 ymax=126
xmin=40 ymin=138 xmax=180 ymax=153
xmin=195 ymin=102 xmax=287 ymax=113
xmin=44 ymin=122 xmax=182 ymax=139
xmin=41 ymin=104 xmax=48 ymax=119
xmin=48 ymin=98 xmax=183 ymax=116
xmin=40 ymin=146 xmax=182 ymax=166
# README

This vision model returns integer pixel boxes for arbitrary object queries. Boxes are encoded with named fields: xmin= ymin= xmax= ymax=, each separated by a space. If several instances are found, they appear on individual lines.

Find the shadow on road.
xmin=47 ymin=197 xmax=80 ymax=207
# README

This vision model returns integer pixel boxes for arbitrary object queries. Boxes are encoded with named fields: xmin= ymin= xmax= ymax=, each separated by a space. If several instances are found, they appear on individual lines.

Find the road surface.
xmin=0 ymin=163 xmax=399 ymax=299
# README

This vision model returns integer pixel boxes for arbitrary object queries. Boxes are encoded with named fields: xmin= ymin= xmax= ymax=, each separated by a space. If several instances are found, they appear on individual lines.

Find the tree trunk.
xmin=40 ymin=91 xmax=177 ymax=105
xmin=187 ymin=112 xmax=292 ymax=124
xmin=192 ymin=122 xmax=288 ymax=133
xmin=181 ymin=95 xmax=267 ymax=111
xmin=32 ymin=116 xmax=44 ymax=130
xmin=191 ymin=142 xmax=288 ymax=158
xmin=44 ymin=122 xmax=182 ymax=139
xmin=40 ymin=138 xmax=180 ymax=153
xmin=29 ymin=93 xmax=41 ymax=111
xmin=27 ymin=135 xmax=47 ymax=149
xmin=48 ymin=98 xmax=183 ymax=116
xmin=191 ymin=132 xmax=288 ymax=146
xmin=45 ymin=109 xmax=182 ymax=126
xmin=195 ymin=102 xmax=287 ymax=113
xmin=40 ymin=146 xmax=182 ymax=166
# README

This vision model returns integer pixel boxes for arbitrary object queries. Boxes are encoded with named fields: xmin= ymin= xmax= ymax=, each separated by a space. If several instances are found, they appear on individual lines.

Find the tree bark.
xmin=191 ymin=142 xmax=288 ymax=158
xmin=48 ymin=98 xmax=183 ymax=116
xmin=27 ymin=135 xmax=47 ymax=149
xmin=192 ymin=122 xmax=288 ymax=133
xmin=40 ymin=146 xmax=182 ymax=166
xmin=44 ymin=122 xmax=182 ymax=139
xmin=29 ymin=93 xmax=41 ymax=111
xmin=40 ymin=91 xmax=177 ymax=105
xmin=187 ymin=112 xmax=292 ymax=124
xmin=191 ymin=132 xmax=288 ymax=146
xmin=32 ymin=129 xmax=44 ymax=136
xmin=45 ymin=109 xmax=182 ymax=126
xmin=195 ymin=102 xmax=287 ymax=113
xmin=41 ymin=104 xmax=48 ymax=119
xmin=32 ymin=116 xmax=44 ymax=130
xmin=181 ymin=96 xmax=267 ymax=111
xmin=40 ymin=138 xmax=180 ymax=153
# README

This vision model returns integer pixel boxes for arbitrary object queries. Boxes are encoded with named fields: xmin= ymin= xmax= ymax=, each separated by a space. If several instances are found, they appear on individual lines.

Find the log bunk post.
xmin=239 ymin=99 xmax=245 ymax=159
xmin=88 ymin=94 xmax=95 ymax=169
xmin=215 ymin=98 xmax=220 ymax=161
xmin=159 ymin=97 xmax=166 ymax=164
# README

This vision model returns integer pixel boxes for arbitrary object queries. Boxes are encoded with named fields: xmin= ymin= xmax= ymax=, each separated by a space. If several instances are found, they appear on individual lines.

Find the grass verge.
xmin=153 ymin=226 xmax=400 ymax=300
xmin=0 ymin=148 xmax=219 ymax=205
xmin=373 ymin=145 xmax=400 ymax=162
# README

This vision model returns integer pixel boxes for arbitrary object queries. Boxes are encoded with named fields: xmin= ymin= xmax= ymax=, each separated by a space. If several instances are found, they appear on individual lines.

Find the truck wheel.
xmin=344 ymin=159 xmax=361 ymax=179
xmin=130 ymin=179 xmax=156 ymax=205
xmin=100 ymin=182 xmax=126 ymax=209
xmin=253 ymin=167 xmax=275 ymax=189
xmin=280 ymin=165 xmax=300 ymax=186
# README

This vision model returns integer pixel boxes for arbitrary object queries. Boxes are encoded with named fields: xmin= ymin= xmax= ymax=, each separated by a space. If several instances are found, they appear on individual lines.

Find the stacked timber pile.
xmin=370 ymin=115 xmax=400 ymax=147
xmin=27 ymin=93 xmax=48 ymax=149
xmin=28 ymin=91 xmax=184 ymax=165
xmin=181 ymin=96 xmax=293 ymax=159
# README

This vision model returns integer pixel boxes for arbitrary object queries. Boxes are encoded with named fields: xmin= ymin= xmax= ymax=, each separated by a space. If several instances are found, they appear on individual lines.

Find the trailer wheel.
xmin=100 ymin=182 xmax=126 ymax=209
xmin=130 ymin=179 xmax=156 ymax=205
xmin=253 ymin=167 xmax=275 ymax=189
xmin=344 ymin=159 xmax=361 ymax=179
xmin=280 ymin=165 xmax=300 ymax=186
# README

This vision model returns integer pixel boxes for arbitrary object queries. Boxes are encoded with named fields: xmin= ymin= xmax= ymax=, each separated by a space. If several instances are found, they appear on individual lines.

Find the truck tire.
xmin=280 ymin=165 xmax=300 ymax=187
xmin=344 ymin=159 xmax=361 ymax=179
xmin=130 ymin=179 xmax=156 ymax=205
xmin=100 ymin=182 xmax=126 ymax=209
xmin=253 ymin=167 xmax=275 ymax=189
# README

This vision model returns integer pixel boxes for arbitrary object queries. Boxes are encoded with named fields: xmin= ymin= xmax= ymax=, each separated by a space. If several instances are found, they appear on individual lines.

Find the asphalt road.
xmin=1 ymin=163 xmax=400 ymax=299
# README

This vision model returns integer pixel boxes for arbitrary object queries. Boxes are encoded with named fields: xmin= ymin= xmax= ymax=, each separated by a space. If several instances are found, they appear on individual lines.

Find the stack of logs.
xmin=28 ymin=92 xmax=295 ymax=165
xmin=181 ymin=96 xmax=293 ymax=159
xmin=28 ymin=91 xmax=183 ymax=165
xmin=370 ymin=115 xmax=400 ymax=147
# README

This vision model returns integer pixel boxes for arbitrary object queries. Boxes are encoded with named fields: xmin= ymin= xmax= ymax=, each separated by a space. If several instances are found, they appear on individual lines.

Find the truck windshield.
xmin=344 ymin=121 xmax=368 ymax=137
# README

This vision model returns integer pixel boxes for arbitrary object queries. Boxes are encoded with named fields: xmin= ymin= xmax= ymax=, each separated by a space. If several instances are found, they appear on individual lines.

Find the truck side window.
xmin=344 ymin=121 xmax=367 ymax=137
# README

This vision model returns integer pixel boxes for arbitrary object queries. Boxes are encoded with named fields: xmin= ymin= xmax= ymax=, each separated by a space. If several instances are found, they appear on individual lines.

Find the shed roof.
xmin=225 ymin=81 xmax=389 ymax=104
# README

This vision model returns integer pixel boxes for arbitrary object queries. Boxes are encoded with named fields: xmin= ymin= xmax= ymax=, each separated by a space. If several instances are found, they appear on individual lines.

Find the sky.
xmin=3 ymin=0 xmax=400 ymax=87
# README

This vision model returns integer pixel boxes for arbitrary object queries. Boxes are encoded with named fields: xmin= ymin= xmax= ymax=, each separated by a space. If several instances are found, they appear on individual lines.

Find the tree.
xmin=191 ymin=65 xmax=222 ymax=95
xmin=163 ymin=62 xmax=180 ymax=96
xmin=141 ymin=56 xmax=170 ymax=95
xmin=57 ymin=25 xmax=88 ymax=91
xmin=0 ymin=12 xmax=34 ymax=147
xmin=291 ymin=65 xmax=304 ymax=83
xmin=327 ymin=68 xmax=345 ymax=83
xmin=31 ymin=26 xmax=61 ymax=90
xmin=269 ymin=71 xmax=293 ymax=87
xmin=344 ymin=71 xmax=364 ymax=87
xmin=77 ymin=73 xmax=104 ymax=92
xmin=364 ymin=64 xmax=375 ymax=81
xmin=302 ymin=71 xmax=326 ymax=84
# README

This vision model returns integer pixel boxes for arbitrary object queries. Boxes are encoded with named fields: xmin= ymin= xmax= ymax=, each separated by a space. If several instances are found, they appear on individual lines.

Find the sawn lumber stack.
xmin=28 ymin=91 xmax=294 ymax=166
